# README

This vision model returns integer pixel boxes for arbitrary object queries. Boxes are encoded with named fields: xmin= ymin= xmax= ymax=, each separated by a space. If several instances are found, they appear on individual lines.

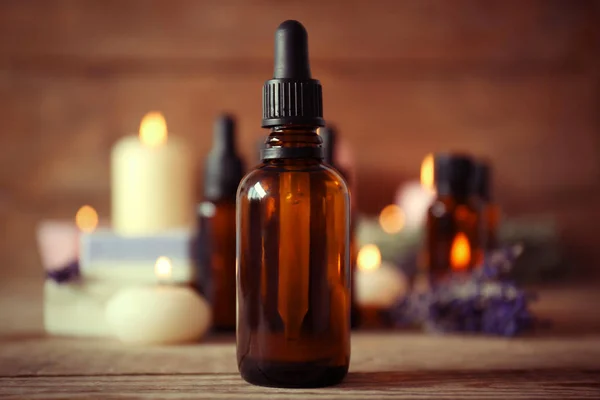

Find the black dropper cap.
xmin=262 ymin=20 xmax=324 ymax=128
xmin=320 ymin=126 xmax=337 ymax=165
xmin=473 ymin=161 xmax=492 ymax=202
xmin=203 ymin=114 xmax=245 ymax=201
xmin=434 ymin=153 xmax=476 ymax=199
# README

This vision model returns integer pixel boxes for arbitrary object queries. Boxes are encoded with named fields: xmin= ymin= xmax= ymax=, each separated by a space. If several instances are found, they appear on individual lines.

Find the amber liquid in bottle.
xmin=237 ymin=20 xmax=350 ymax=387
xmin=237 ymin=127 xmax=351 ymax=388
xmin=426 ymin=154 xmax=483 ymax=282
xmin=197 ymin=114 xmax=244 ymax=331
xmin=426 ymin=195 xmax=483 ymax=281
xmin=198 ymin=200 xmax=237 ymax=330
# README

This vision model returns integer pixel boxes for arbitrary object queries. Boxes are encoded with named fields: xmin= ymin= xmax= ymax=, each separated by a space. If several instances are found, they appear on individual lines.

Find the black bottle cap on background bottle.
xmin=262 ymin=20 xmax=324 ymax=128
xmin=203 ymin=114 xmax=245 ymax=201
xmin=320 ymin=126 xmax=337 ymax=165
xmin=434 ymin=153 xmax=476 ymax=199
xmin=473 ymin=161 xmax=492 ymax=202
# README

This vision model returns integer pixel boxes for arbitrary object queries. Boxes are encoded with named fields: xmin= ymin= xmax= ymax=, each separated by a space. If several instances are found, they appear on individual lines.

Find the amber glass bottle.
xmin=426 ymin=154 xmax=482 ymax=282
xmin=197 ymin=114 xmax=245 ymax=331
xmin=320 ymin=125 xmax=359 ymax=329
xmin=236 ymin=20 xmax=350 ymax=388
xmin=474 ymin=161 xmax=500 ymax=252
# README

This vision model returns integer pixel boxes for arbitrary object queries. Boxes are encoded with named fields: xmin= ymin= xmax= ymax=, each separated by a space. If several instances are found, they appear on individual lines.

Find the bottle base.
xmin=238 ymin=357 xmax=348 ymax=388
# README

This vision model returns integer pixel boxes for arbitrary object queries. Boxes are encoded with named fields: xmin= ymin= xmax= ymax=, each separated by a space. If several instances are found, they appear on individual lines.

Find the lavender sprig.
xmin=46 ymin=260 xmax=80 ymax=284
xmin=390 ymin=245 xmax=540 ymax=337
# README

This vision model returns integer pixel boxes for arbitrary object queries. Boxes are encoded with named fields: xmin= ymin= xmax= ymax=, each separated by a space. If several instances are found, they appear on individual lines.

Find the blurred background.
xmin=1 ymin=0 xmax=599 ymax=301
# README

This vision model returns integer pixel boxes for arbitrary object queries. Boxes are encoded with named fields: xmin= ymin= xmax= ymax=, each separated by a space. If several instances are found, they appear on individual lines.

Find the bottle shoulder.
xmin=237 ymin=161 xmax=349 ymax=200
xmin=428 ymin=196 xmax=480 ymax=217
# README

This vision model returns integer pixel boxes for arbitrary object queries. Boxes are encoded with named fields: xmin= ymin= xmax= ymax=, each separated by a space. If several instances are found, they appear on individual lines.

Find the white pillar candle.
xmin=111 ymin=112 xmax=193 ymax=236
xmin=105 ymin=257 xmax=211 ymax=345
xmin=355 ymin=244 xmax=408 ymax=308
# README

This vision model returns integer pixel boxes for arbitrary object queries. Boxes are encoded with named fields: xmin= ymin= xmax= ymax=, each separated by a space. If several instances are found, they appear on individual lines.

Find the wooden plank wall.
xmin=0 ymin=0 xmax=599 ymax=282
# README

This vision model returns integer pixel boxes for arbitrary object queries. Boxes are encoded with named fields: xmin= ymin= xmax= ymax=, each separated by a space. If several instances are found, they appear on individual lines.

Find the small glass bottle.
xmin=197 ymin=114 xmax=245 ymax=331
xmin=426 ymin=153 xmax=482 ymax=282
xmin=474 ymin=161 xmax=501 ymax=252
xmin=236 ymin=20 xmax=350 ymax=388
xmin=320 ymin=125 xmax=359 ymax=329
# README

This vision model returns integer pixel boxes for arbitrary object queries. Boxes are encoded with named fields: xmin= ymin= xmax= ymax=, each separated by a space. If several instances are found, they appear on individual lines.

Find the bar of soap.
xmin=105 ymin=286 xmax=211 ymax=344
xmin=80 ymin=228 xmax=199 ymax=284
xmin=44 ymin=279 xmax=117 ymax=337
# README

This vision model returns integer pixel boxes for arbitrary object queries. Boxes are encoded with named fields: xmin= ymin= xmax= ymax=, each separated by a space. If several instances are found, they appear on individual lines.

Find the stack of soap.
xmin=43 ymin=228 xmax=198 ymax=337
xmin=42 ymin=112 xmax=201 ymax=339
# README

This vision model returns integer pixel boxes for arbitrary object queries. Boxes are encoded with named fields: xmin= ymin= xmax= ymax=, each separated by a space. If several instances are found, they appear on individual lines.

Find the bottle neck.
xmin=261 ymin=126 xmax=323 ymax=160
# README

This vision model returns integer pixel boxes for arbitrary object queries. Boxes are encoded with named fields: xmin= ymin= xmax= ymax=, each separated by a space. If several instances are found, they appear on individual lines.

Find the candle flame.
xmin=155 ymin=256 xmax=173 ymax=279
xmin=357 ymin=244 xmax=381 ymax=271
xmin=139 ymin=111 xmax=168 ymax=147
xmin=450 ymin=233 xmax=471 ymax=270
xmin=379 ymin=204 xmax=405 ymax=234
xmin=75 ymin=205 xmax=98 ymax=233
xmin=420 ymin=153 xmax=435 ymax=192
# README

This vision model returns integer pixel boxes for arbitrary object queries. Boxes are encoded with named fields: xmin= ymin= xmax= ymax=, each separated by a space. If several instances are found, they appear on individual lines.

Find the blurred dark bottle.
xmin=236 ymin=20 xmax=350 ymax=388
xmin=425 ymin=154 xmax=483 ymax=282
xmin=198 ymin=114 xmax=245 ymax=331
xmin=320 ymin=125 xmax=359 ymax=329
xmin=474 ymin=161 xmax=500 ymax=252
xmin=255 ymin=138 xmax=265 ymax=165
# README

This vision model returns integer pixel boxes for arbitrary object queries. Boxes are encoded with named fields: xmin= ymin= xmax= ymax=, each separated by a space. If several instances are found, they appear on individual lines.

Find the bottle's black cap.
xmin=473 ymin=161 xmax=492 ymax=201
xmin=203 ymin=114 xmax=245 ymax=201
xmin=262 ymin=20 xmax=324 ymax=128
xmin=434 ymin=153 xmax=476 ymax=199
xmin=320 ymin=126 xmax=337 ymax=165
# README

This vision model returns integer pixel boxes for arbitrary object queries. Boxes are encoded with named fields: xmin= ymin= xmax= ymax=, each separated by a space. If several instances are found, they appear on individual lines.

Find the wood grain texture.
xmin=0 ymin=333 xmax=599 ymax=398
xmin=0 ymin=0 xmax=596 ymax=65
xmin=1 ymin=282 xmax=600 ymax=398
xmin=2 ymin=334 xmax=600 ymax=377
xmin=1 ymin=371 xmax=600 ymax=399
xmin=0 ymin=0 xmax=600 ymax=283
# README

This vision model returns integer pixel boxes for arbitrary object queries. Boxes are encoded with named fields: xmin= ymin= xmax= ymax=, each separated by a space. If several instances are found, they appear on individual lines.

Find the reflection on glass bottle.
xmin=198 ymin=114 xmax=245 ymax=331
xmin=426 ymin=154 xmax=482 ymax=282
xmin=236 ymin=20 xmax=350 ymax=388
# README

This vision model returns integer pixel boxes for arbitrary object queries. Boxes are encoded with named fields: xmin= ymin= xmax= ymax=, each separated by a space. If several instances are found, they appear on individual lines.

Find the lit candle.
xmin=450 ymin=232 xmax=472 ymax=271
xmin=355 ymin=244 xmax=407 ymax=308
xmin=37 ymin=205 xmax=99 ymax=278
xmin=394 ymin=154 xmax=436 ymax=230
xmin=105 ymin=257 xmax=211 ymax=345
xmin=111 ymin=112 xmax=193 ymax=236
xmin=379 ymin=204 xmax=406 ymax=234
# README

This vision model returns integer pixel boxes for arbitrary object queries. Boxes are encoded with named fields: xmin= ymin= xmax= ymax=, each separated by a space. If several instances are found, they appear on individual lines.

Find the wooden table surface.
xmin=1 ymin=284 xmax=600 ymax=399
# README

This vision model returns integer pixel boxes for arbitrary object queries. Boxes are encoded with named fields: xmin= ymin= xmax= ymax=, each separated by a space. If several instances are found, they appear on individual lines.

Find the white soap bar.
xmin=105 ymin=286 xmax=211 ymax=345
xmin=44 ymin=279 xmax=118 ymax=337
xmin=79 ymin=228 xmax=198 ymax=284
xmin=82 ymin=262 xmax=195 ymax=285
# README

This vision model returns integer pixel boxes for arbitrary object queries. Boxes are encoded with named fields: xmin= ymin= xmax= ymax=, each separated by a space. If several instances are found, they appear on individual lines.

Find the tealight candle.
xmin=111 ymin=112 xmax=193 ymax=236
xmin=105 ymin=257 xmax=211 ymax=345
xmin=355 ymin=244 xmax=408 ymax=308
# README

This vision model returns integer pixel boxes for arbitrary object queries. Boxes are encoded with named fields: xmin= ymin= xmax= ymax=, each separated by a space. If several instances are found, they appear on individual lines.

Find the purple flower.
xmin=390 ymin=245 xmax=540 ymax=337
xmin=46 ymin=260 xmax=80 ymax=284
